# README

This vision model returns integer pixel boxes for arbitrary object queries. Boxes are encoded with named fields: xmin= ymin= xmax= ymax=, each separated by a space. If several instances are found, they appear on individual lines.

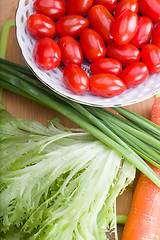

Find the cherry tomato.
xmin=66 ymin=0 xmax=93 ymax=16
xmin=131 ymin=16 xmax=153 ymax=49
xmin=141 ymin=44 xmax=160 ymax=73
xmin=89 ymin=73 xmax=126 ymax=97
xmin=26 ymin=14 xmax=57 ymax=39
xmin=106 ymin=41 xmax=141 ymax=67
xmin=80 ymin=29 xmax=106 ymax=62
xmin=92 ymin=0 xmax=117 ymax=13
xmin=63 ymin=64 xmax=89 ymax=94
xmin=57 ymin=36 xmax=83 ymax=66
xmin=120 ymin=62 xmax=149 ymax=88
xmin=33 ymin=0 xmax=65 ymax=20
xmin=152 ymin=24 xmax=160 ymax=48
xmin=33 ymin=37 xmax=61 ymax=70
xmin=112 ymin=9 xmax=138 ymax=45
xmin=90 ymin=58 xmax=122 ymax=76
xmin=138 ymin=0 xmax=160 ymax=23
xmin=88 ymin=5 xmax=114 ymax=44
xmin=57 ymin=15 xmax=89 ymax=38
xmin=114 ymin=0 xmax=138 ymax=18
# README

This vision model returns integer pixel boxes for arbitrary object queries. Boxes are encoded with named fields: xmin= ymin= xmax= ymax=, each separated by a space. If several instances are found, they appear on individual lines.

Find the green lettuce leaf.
xmin=0 ymin=105 xmax=135 ymax=239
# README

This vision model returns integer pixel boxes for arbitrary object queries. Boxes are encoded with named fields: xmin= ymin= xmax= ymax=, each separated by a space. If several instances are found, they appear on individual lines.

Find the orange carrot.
xmin=121 ymin=97 xmax=160 ymax=240
xmin=151 ymin=97 xmax=160 ymax=126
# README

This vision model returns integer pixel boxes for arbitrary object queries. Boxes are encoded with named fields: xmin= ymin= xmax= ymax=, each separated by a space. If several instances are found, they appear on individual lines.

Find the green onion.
xmin=112 ymin=107 xmax=160 ymax=137
xmin=0 ymin=58 xmax=33 ymax=76
xmin=0 ymin=19 xmax=15 ymax=59
xmin=0 ymin=61 xmax=160 ymax=188
xmin=0 ymin=79 xmax=38 ymax=102
xmin=116 ymin=215 xmax=128 ymax=225
xmin=86 ymin=107 xmax=160 ymax=167
xmin=100 ymin=109 xmax=160 ymax=150
xmin=0 ymin=19 xmax=15 ymax=103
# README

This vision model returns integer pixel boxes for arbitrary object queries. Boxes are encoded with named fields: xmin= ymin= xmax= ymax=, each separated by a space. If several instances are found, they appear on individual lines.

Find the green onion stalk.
xmin=0 ymin=19 xmax=15 ymax=103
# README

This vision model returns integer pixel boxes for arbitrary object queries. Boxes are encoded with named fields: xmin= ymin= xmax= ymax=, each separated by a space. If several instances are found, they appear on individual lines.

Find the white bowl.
xmin=15 ymin=0 xmax=160 ymax=107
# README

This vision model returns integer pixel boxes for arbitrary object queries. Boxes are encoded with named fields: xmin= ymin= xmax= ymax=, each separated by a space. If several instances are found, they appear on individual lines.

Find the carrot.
xmin=151 ymin=97 xmax=160 ymax=126
xmin=121 ymin=96 xmax=160 ymax=240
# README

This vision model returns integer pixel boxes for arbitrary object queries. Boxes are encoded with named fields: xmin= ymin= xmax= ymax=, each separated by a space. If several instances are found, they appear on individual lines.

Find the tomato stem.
xmin=155 ymin=92 xmax=160 ymax=99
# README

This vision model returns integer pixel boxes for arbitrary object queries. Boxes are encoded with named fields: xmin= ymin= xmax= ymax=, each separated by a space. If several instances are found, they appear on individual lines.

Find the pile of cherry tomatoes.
xmin=26 ymin=0 xmax=160 ymax=98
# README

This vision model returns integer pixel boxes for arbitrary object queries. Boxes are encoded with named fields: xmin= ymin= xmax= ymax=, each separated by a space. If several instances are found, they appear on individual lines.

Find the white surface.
xmin=15 ymin=0 xmax=160 ymax=107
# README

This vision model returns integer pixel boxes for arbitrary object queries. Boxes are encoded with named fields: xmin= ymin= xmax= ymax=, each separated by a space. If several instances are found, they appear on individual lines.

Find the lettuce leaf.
xmin=0 ymin=105 xmax=135 ymax=239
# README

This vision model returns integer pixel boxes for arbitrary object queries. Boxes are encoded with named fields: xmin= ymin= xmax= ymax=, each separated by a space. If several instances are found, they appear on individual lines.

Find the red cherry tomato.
xmin=141 ymin=44 xmax=160 ymax=73
xmin=66 ymin=0 xmax=93 ymax=16
xmin=138 ymin=0 xmax=160 ymax=23
xmin=33 ymin=0 xmax=65 ymax=20
xmin=131 ymin=16 xmax=153 ymax=49
xmin=89 ymin=73 xmax=126 ymax=97
xmin=152 ymin=24 xmax=160 ymax=48
xmin=26 ymin=14 xmax=57 ymax=39
xmin=57 ymin=15 xmax=89 ymax=38
xmin=57 ymin=36 xmax=83 ymax=66
xmin=114 ymin=0 xmax=138 ymax=18
xmin=80 ymin=29 xmax=106 ymax=62
xmin=63 ymin=64 xmax=89 ymax=94
xmin=33 ymin=37 xmax=61 ymax=70
xmin=90 ymin=58 xmax=122 ymax=76
xmin=106 ymin=41 xmax=141 ymax=67
xmin=88 ymin=5 xmax=114 ymax=44
xmin=92 ymin=0 xmax=117 ymax=13
xmin=112 ymin=9 xmax=138 ymax=45
xmin=120 ymin=62 xmax=149 ymax=88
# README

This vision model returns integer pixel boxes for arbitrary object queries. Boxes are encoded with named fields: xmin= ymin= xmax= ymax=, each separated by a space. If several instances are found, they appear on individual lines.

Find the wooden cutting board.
xmin=0 ymin=0 xmax=155 ymax=239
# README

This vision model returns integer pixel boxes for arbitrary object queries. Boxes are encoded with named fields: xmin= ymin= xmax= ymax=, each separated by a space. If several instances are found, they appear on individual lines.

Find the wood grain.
xmin=0 ymin=1 xmax=155 ymax=239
